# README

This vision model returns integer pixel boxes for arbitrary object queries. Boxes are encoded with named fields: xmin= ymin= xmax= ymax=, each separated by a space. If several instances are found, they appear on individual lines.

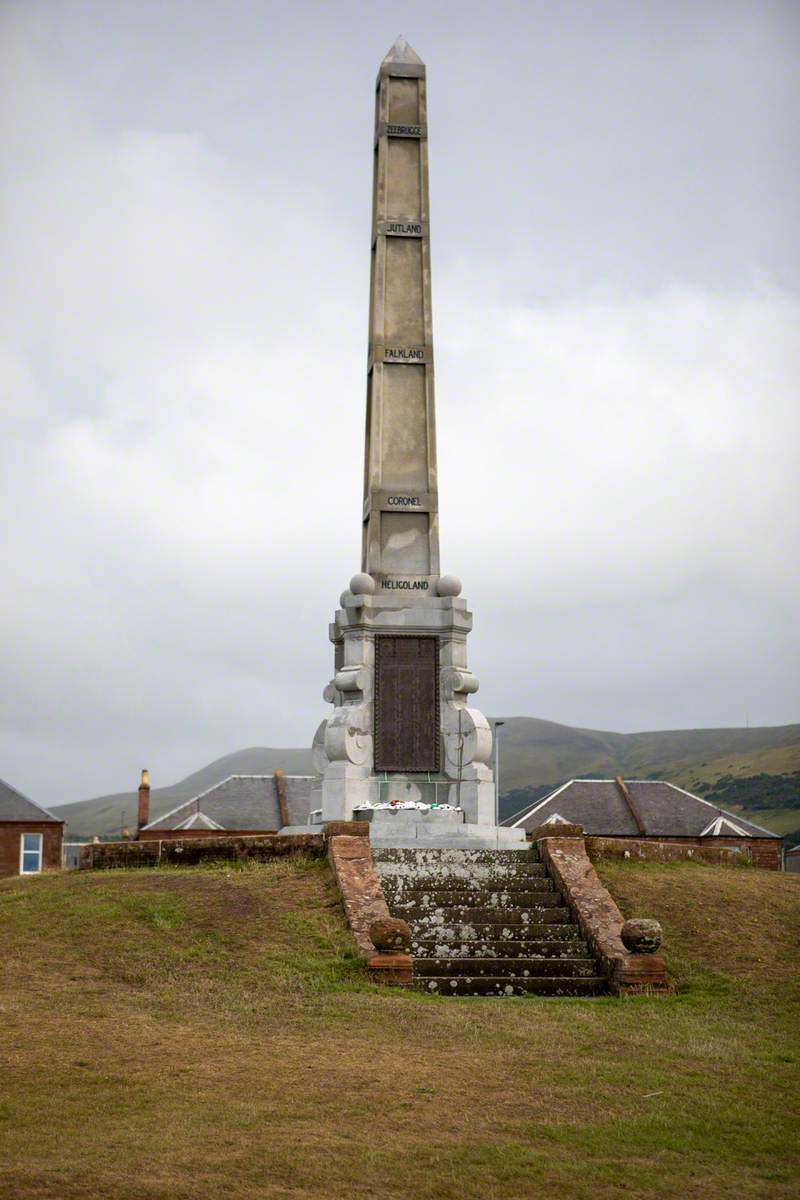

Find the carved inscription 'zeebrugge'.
xmin=386 ymin=124 xmax=422 ymax=137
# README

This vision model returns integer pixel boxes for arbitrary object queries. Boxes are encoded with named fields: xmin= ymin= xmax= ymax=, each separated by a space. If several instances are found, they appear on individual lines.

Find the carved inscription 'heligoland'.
xmin=383 ymin=579 xmax=429 ymax=590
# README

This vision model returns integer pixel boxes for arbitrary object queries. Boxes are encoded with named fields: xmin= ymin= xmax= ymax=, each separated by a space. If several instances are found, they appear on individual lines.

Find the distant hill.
xmin=54 ymin=747 xmax=314 ymax=838
xmin=53 ymin=718 xmax=800 ymax=839
xmin=494 ymin=717 xmax=800 ymax=794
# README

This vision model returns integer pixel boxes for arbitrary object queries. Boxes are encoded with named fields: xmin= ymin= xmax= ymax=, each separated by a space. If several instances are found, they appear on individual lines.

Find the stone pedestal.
xmin=311 ymin=574 xmax=523 ymax=845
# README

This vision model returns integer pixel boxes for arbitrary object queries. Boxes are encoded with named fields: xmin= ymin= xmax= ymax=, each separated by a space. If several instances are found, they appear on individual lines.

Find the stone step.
xmin=376 ymin=865 xmax=545 ymax=887
xmin=373 ymin=848 xmax=538 ymax=867
xmin=401 ymin=865 xmax=548 ymax=883
xmin=384 ymin=885 xmax=556 ymax=910
xmin=412 ymin=937 xmax=590 ymax=958
xmin=414 ymin=957 xmax=598 ymax=978
xmin=417 ymin=976 xmax=607 ymax=997
xmin=383 ymin=883 xmax=556 ymax=902
xmin=383 ymin=877 xmax=554 ymax=897
xmin=403 ymin=901 xmax=568 ymax=926
xmin=386 ymin=868 xmax=554 ymax=888
xmin=410 ymin=918 xmax=577 ymax=942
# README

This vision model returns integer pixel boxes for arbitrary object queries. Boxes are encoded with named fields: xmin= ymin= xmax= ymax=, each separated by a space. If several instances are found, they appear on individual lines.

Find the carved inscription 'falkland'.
xmin=362 ymin=35 xmax=439 ymax=584
xmin=383 ymin=346 xmax=427 ymax=362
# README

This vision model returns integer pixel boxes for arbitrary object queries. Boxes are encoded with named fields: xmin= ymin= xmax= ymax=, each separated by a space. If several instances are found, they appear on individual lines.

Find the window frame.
xmin=19 ymin=832 xmax=44 ymax=875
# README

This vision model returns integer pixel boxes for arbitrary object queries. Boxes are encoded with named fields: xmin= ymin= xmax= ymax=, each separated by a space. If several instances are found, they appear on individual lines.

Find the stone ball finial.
xmin=436 ymin=575 xmax=462 ymax=597
xmin=621 ymin=918 xmax=662 ymax=954
xmin=369 ymin=916 xmax=411 ymax=953
xmin=349 ymin=572 xmax=376 ymax=596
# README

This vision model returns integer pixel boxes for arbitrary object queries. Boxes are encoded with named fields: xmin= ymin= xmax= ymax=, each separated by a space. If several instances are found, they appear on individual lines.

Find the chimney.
xmin=137 ymin=768 xmax=151 ymax=835
xmin=614 ymin=774 xmax=647 ymax=836
xmin=274 ymin=768 xmax=289 ymax=829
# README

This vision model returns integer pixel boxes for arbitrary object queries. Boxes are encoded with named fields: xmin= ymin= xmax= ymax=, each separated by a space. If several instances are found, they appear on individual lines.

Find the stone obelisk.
xmin=362 ymin=36 xmax=438 ymax=587
xmin=312 ymin=38 xmax=521 ymax=847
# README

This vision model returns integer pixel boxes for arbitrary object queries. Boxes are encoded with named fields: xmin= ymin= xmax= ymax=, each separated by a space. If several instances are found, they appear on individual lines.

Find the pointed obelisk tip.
xmin=382 ymin=34 xmax=424 ymax=65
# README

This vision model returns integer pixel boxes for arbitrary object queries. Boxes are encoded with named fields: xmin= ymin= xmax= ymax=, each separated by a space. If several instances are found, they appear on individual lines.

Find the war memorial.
xmin=81 ymin=38 xmax=667 ymax=998
xmin=311 ymin=37 xmax=524 ymax=850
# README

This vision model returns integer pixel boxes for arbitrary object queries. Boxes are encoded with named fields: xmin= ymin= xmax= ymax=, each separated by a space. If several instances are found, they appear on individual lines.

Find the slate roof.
xmin=143 ymin=775 xmax=315 ymax=832
xmin=0 ymin=777 xmax=63 ymax=824
xmin=504 ymin=779 xmax=780 ymax=839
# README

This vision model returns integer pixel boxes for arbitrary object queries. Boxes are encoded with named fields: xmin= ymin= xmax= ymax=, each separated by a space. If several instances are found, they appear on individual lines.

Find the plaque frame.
xmin=374 ymin=634 xmax=440 ymax=773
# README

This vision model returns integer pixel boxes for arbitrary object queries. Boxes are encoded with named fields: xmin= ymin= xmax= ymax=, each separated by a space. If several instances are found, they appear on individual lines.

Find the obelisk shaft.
xmin=362 ymin=38 xmax=439 ymax=585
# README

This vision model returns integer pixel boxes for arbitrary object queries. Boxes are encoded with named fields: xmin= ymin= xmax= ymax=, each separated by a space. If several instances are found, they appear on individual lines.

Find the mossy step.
xmin=409 ymin=918 xmax=577 ymax=940
xmin=376 ymin=864 xmax=546 ymax=884
xmin=405 ymin=900 xmax=567 ymax=925
xmin=414 ymin=958 xmax=598 ymax=978
xmin=412 ymin=937 xmax=589 ymax=958
xmin=372 ymin=848 xmax=538 ymax=866
xmin=386 ymin=887 xmax=556 ymax=910
xmin=381 ymin=868 xmax=549 ymax=889
xmin=417 ymin=976 xmax=606 ymax=997
xmin=383 ymin=881 xmax=555 ymax=903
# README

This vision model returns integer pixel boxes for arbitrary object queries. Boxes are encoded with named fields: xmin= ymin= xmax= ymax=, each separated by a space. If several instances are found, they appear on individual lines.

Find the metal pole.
xmin=493 ymin=720 xmax=505 ymax=825
xmin=456 ymin=709 xmax=463 ymax=813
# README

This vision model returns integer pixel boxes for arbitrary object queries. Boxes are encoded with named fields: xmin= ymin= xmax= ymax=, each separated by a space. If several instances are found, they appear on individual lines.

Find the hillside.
xmin=53 ymin=719 xmax=800 ymax=839
xmin=495 ymin=717 xmax=800 ymax=793
xmin=1 ymin=857 xmax=798 ymax=1199
xmin=54 ymin=746 xmax=314 ymax=837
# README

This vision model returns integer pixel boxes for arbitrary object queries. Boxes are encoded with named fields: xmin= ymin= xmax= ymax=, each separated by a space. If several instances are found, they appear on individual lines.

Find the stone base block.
xmin=366 ymin=817 xmax=527 ymax=849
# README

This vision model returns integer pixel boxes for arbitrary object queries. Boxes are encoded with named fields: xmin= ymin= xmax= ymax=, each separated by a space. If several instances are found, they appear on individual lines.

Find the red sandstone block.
xmin=324 ymin=820 xmax=370 ymax=839
xmin=532 ymin=823 xmax=584 ymax=840
xmin=367 ymin=952 xmax=413 ymax=986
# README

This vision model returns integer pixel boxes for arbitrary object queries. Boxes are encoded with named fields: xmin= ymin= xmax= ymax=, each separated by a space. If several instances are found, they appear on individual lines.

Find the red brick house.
xmin=0 ymin=778 xmax=65 ymax=879
xmin=503 ymin=777 xmax=782 ymax=870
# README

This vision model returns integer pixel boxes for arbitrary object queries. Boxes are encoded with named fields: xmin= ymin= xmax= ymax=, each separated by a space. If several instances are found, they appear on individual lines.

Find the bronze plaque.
xmin=374 ymin=635 xmax=439 ymax=772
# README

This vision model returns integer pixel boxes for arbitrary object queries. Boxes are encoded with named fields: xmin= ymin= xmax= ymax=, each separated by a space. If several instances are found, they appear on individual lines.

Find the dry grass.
xmin=1 ymin=856 xmax=798 ymax=1199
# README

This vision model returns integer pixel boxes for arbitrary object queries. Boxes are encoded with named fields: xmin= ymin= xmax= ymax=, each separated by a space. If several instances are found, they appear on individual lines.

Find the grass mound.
xmin=1 ymin=856 xmax=798 ymax=1199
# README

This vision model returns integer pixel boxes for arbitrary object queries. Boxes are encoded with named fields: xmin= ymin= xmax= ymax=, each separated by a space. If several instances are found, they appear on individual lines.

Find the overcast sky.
xmin=1 ymin=0 xmax=798 ymax=808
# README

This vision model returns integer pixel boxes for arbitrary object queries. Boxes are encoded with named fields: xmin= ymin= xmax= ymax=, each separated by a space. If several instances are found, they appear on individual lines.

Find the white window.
xmin=20 ymin=832 xmax=43 ymax=874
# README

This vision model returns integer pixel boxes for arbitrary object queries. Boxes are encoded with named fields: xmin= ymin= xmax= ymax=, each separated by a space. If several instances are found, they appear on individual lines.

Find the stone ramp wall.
xmin=585 ymin=835 xmax=780 ymax=871
xmin=79 ymin=833 xmax=323 ymax=869
xmin=325 ymin=822 xmax=413 ymax=986
xmin=534 ymin=825 xmax=668 ymax=993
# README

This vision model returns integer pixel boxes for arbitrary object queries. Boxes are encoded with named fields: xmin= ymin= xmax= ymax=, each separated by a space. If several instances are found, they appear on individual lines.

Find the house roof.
xmin=504 ymin=779 xmax=780 ymax=839
xmin=175 ymin=811 xmax=224 ymax=831
xmin=0 ymin=777 xmax=63 ymax=824
xmin=143 ymin=775 xmax=314 ymax=832
xmin=786 ymin=844 xmax=800 ymax=856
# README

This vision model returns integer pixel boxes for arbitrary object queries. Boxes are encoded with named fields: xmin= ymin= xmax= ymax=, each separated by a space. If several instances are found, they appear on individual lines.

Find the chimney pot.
xmin=137 ymin=768 xmax=151 ymax=836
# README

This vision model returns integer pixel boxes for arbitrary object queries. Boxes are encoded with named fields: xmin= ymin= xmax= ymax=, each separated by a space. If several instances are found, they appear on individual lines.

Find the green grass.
xmin=669 ymin=743 xmax=800 ymax=789
xmin=1 ymin=855 xmax=798 ymax=1199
